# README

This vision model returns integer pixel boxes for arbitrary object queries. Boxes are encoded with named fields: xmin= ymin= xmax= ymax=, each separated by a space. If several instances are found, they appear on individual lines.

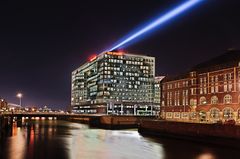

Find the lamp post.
xmin=16 ymin=93 xmax=23 ymax=107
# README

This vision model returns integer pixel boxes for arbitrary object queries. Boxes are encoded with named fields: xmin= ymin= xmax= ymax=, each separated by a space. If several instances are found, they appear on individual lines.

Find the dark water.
xmin=0 ymin=120 xmax=239 ymax=159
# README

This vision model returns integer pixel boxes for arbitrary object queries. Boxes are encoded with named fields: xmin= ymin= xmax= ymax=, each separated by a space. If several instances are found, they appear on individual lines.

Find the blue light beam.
xmin=108 ymin=0 xmax=204 ymax=51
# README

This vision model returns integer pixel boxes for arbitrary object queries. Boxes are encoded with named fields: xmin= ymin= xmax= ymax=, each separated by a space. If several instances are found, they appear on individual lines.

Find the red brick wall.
xmin=140 ymin=120 xmax=240 ymax=139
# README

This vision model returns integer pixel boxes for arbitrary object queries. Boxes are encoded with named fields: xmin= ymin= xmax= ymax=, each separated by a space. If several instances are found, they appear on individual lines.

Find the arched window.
xmin=211 ymin=96 xmax=218 ymax=104
xmin=190 ymin=99 xmax=197 ymax=106
xmin=224 ymin=94 xmax=232 ymax=104
xmin=199 ymin=96 xmax=207 ymax=105
xmin=210 ymin=108 xmax=220 ymax=119
xmin=199 ymin=111 xmax=206 ymax=122
xmin=223 ymin=107 xmax=234 ymax=119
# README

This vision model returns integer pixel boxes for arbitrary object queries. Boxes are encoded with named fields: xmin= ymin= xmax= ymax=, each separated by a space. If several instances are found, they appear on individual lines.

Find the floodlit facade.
xmin=160 ymin=50 xmax=240 ymax=123
xmin=71 ymin=51 xmax=163 ymax=115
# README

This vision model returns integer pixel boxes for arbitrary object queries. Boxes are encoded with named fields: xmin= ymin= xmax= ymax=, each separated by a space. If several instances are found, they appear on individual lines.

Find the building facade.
xmin=0 ymin=98 xmax=8 ymax=110
xmin=71 ymin=51 xmax=162 ymax=115
xmin=160 ymin=50 xmax=240 ymax=123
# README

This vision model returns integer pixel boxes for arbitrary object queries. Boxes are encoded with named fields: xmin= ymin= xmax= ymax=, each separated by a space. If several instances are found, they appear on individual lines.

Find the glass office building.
xmin=71 ymin=51 xmax=162 ymax=115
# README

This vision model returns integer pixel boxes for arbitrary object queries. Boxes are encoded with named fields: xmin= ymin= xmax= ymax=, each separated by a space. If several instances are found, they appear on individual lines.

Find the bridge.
xmin=1 ymin=112 xmax=103 ymax=118
xmin=0 ymin=112 xmax=156 ymax=130
xmin=0 ymin=112 xmax=104 ymax=129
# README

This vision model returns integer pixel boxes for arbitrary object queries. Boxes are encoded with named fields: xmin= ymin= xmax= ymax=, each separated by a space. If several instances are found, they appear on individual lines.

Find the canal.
xmin=0 ymin=120 xmax=239 ymax=159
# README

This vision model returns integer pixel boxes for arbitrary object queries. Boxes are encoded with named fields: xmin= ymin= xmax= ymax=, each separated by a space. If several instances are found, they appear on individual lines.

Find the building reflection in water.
xmin=66 ymin=126 xmax=165 ymax=159
xmin=7 ymin=125 xmax=26 ymax=159
xmin=2 ymin=120 xmax=68 ymax=159
xmin=1 ymin=120 xmax=239 ymax=159
xmin=23 ymin=120 xmax=68 ymax=159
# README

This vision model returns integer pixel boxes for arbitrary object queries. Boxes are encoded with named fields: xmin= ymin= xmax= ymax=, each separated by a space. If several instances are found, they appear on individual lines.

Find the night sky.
xmin=0 ymin=0 xmax=240 ymax=109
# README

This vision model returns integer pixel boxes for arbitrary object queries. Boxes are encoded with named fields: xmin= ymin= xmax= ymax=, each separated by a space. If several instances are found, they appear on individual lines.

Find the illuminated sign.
xmin=89 ymin=54 xmax=97 ymax=62
xmin=106 ymin=52 xmax=124 ymax=56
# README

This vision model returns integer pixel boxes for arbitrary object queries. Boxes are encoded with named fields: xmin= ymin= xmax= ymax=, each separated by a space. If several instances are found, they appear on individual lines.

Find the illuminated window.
xmin=224 ymin=82 xmax=227 ymax=92
xmin=190 ymin=99 xmax=197 ymax=106
xmin=200 ymin=78 xmax=203 ymax=84
xmin=224 ymin=94 xmax=232 ymax=104
xmin=224 ymin=74 xmax=227 ymax=81
xmin=211 ymin=86 xmax=214 ymax=93
xmin=200 ymin=88 xmax=203 ymax=94
xmin=199 ymin=96 xmax=207 ymax=105
xmin=204 ymin=77 xmax=207 ymax=83
xmin=211 ymin=96 xmax=218 ymax=104
xmin=211 ymin=76 xmax=214 ymax=82
xmin=210 ymin=108 xmax=220 ymax=119
xmin=178 ymin=82 xmax=180 ymax=88
xmin=223 ymin=107 xmax=234 ymax=119
xmin=174 ymin=112 xmax=180 ymax=118
xmin=166 ymin=112 xmax=173 ymax=118
xmin=204 ymin=87 xmax=207 ymax=94
xmin=228 ymin=82 xmax=232 ymax=91
xmin=228 ymin=73 xmax=232 ymax=80
xmin=174 ymin=92 xmax=177 ymax=106
xmin=161 ymin=101 xmax=165 ymax=106
xmin=169 ymin=92 xmax=172 ymax=106
xmin=177 ymin=91 xmax=180 ymax=106
xmin=191 ymin=88 xmax=196 ymax=95
xmin=215 ymin=85 xmax=218 ymax=93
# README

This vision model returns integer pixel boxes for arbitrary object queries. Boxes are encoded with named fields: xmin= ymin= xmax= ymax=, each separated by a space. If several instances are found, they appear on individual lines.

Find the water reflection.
xmin=67 ymin=128 xmax=164 ymax=159
xmin=0 ymin=120 xmax=239 ymax=159
xmin=8 ymin=127 xmax=26 ymax=159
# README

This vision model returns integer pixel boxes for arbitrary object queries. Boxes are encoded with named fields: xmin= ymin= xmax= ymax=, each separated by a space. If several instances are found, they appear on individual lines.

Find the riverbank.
xmin=69 ymin=115 xmax=155 ymax=129
xmin=138 ymin=119 xmax=240 ymax=148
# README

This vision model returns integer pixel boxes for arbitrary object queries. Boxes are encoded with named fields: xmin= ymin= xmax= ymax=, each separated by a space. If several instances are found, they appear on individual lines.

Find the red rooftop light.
xmin=89 ymin=54 xmax=97 ymax=62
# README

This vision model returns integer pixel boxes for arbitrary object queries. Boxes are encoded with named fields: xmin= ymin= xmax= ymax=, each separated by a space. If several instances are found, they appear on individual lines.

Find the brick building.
xmin=160 ymin=50 xmax=240 ymax=123
xmin=0 ymin=98 xmax=8 ymax=110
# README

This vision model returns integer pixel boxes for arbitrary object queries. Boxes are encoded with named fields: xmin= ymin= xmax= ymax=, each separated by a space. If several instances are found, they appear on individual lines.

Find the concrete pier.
xmin=138 ymin=119 xmax=240 ymax=148
xmin=16 ymin=116 xmax=22 ymax=127
xmin=0 ymin=114 xmax=13 ymax=138
xmin=0 ymin=115 xmax=12 ymax=129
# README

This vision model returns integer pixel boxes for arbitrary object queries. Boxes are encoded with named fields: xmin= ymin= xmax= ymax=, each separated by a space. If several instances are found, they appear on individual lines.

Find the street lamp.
xmin=16 ymin=93 xmax=23 ymax=106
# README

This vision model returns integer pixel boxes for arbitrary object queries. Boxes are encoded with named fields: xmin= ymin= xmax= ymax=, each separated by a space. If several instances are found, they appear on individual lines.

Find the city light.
xmin=108 ymin=0 xmax=204 ymax=51
xmin=16 ymin=93 xmax=23 ymax=106
xmin=16 ymin=93 xmax=23 ymax=98
xmin=106 ymin=52 xmax=124 ymax=56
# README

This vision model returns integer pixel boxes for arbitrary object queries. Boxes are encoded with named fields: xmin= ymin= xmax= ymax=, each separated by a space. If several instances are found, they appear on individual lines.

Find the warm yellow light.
xmin=106 ymin=52 xmax=124 ymax=56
